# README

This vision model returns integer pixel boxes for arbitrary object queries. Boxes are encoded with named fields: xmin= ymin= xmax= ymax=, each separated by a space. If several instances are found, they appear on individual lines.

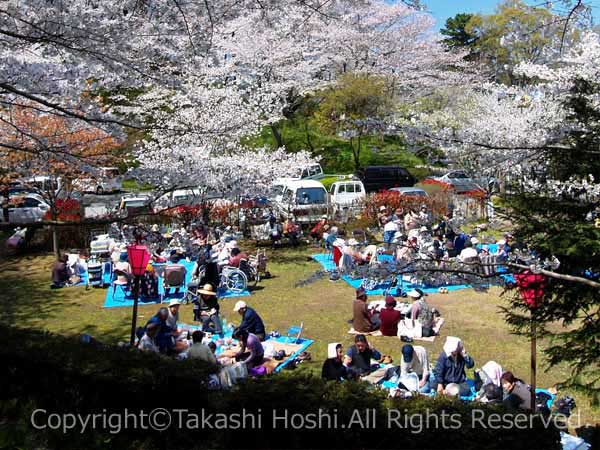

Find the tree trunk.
xmin=270 ymin=123 xmax=284 ymax=148
xmin=352 ymin=135 xmax=362 ymax=171
xmin=52 ymin=209 xmax=60 ymax=258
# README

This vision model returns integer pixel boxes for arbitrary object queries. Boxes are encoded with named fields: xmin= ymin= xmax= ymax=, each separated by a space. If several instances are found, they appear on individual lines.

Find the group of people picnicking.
xmin=321 ymin=334 xmax=534 ymax=411
xmin=137 ymin=296 xmax=266 ymax=368
xmin=353 ymin=287 xmax=439 ymax=339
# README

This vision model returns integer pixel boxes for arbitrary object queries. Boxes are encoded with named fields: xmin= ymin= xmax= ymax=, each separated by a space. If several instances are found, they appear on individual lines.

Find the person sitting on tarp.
xmin=395 ymin=236 xmax=418 ymax=265
xmin=495 ymin=239 xmax=510 ymax=262
xmin=188 ymin=330 xmax=218 ymax=365
xmin=501 ymin=371 xmax=532 ymax=411
xmin=353 ymin=287 xmax=380 ymax=333
xmin=458 ymin=239 xmax=479 ymax=262
xmin=146 ymin=308 xmax=175 ymax=354
xmin=233 ymin=301 xmax=266 ymax=341
xmin=432 ymin=336 xmax=474 ymax=397
xmin=345 ymin=334 xmax=382 ymax=377
xmin=474 ymin=361 xmax=503 ymax=402
xmin=232 ymin=328 xmax=264 ymax=369
xmin=197 ymin=284 xmax=222 ymax=335
xmin=408 ymin=289 xmax=436 ymax=337
xmin=138 ymin=322 xmax=160 ymax=353
xmin=453 ymin=231 xmax=468 ymax=254
xmin=379 ymin=295 xmax=402 ymax=337
xmin=383 ymin=344 xmax=431 ymax=393
xmin=321 ymin=343 xmax=349 ymax=382
xmin=51 ymin=254 xmax=71 ymax=288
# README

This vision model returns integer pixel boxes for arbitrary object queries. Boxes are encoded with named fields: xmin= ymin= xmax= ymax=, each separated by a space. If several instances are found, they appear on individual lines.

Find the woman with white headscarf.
xmin=321 ymin=343 xmax=348 ymax=382
xmin=432 ymin=336 xmax=475 ymax=397
xmin=475 ymin=361 xmax=504 ymax=403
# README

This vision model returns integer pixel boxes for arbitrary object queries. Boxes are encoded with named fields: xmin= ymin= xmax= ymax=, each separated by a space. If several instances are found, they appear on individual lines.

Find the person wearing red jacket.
xmin=379 ymin=295 xmax=402 ymax=337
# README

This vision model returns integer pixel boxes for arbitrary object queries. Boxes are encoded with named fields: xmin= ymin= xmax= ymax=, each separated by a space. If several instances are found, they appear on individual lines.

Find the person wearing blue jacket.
xmin=233 ymin=301 xmax=266 ymax=341
xmin=432 ymin=336 xmax=474 ymax=397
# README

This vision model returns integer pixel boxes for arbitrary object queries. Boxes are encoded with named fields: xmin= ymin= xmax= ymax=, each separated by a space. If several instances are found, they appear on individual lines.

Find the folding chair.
xmin=161 ymin=264 xmax=187 ymax=301
xmin=285 ymin=322 xmax=304 ymax=344
xmin=111 ymin=269 xmax=131 ymax=301
xmin=332 ymin=245 xmax=343 ymax=267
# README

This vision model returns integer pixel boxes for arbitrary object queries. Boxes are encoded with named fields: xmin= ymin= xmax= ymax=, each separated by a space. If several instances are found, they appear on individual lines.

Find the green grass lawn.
xmin=1 ymin=246 xmax=599 ymax=427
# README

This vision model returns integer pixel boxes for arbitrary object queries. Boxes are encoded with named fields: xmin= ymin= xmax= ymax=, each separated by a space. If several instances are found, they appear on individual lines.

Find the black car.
xmin=356 ymin=166 xmax=416 ymax=193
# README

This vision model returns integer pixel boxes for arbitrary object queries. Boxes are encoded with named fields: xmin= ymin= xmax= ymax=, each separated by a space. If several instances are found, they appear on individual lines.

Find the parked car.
xmin=430 ymin=170 xmax=499 ymax=193
xmin=273 ymin=179 xmax=329 ymax=225
xmin=154 ymin=189 xmax=203 ymax=211
xmin=388 ymin=187 xmax=429 ymax=198
xmin=9 ymin=176 xmax=63 ymax=196
xmin=2 ymin=194 xmax=51 ymax=224
xmin=73 ymin=167 xmax=123 ymax=194
xmin=117 ymin=195 xmax=152 ymax=218
xmin=356 ymin=166 xmax=416 ymax=193
xmin=330 ymin=180 xmax=366 ymax=210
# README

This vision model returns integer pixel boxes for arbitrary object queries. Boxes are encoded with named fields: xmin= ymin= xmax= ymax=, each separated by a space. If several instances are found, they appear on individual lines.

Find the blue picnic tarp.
xmin=311 ymin=253 xmax=473 ymax=296
xmin=103 ymin=260 xmax=250 ymax=308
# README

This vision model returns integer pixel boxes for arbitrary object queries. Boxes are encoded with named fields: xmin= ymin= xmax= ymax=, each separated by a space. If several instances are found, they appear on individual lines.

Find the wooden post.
xmin=530 ymin=314 xmax=537 ymax=410
xmin=129 ymin=275 xmax=140 ymax=345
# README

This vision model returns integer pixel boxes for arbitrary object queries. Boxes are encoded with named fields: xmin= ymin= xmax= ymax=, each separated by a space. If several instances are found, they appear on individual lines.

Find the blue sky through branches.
xmin=420 ymin=0 xmax=600 ymax=29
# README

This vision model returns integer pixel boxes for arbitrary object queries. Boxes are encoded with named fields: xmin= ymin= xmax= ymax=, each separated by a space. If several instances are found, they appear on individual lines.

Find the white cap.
xmin=379 ymin=206 xmax=387 ymax=211
xmin=471 ymin=237 xmax=480 ymax=245
xmin=419 ymin=226 xmax=428 ymax=232
xmin=347 ymin=238 xmax=359 ymax=246
xmin=226 ymin=240 xmax=238 ymax=249
xmin=169 ymin=299 xmax=182 ymax=307
xmin=233 ymin=301 xmax=247 ymax=312
xmin=497 ymin=239 xmax=506 ymax=245
xmin=407 ymin=289 xmax=423 ymax=299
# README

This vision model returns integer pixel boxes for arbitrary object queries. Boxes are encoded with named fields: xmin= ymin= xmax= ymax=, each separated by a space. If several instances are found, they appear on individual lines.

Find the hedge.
xmin=0 ymin=326 xmax=561 ymax=449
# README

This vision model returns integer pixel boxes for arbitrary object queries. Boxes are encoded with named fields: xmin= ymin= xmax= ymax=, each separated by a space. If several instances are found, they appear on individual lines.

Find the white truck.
xmin=329 ymin=179 xmax=366 ymax=214
xmin=272 ymin=179 xmax=330 ymax=225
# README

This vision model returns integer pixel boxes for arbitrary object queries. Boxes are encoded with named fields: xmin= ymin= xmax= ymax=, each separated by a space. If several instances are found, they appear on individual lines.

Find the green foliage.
xmin=244 ymin=81 xmax=424 ymax=174
xmin=500 ymin=76 xmax=600 ymax=402
xmin=467 ymin=0 xmax=575 ymax=84
xmin=311 ymin=74 xmax=395 ymax=170
xmin=0 ymin=325 xmax=562 ymax=449
xmin=441 ymin=13 xmax=478 ymax=49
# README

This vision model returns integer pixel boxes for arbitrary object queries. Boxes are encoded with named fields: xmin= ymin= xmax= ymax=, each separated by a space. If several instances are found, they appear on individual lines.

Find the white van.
xmin=274 ymin=180 xmax=329 ymax=224
xmin=3 ymin=194 xmax=51 ymax=224
xmin=330 ymin=180 xmax=366 ymax=209
xmin=155 ymin=189 xmax=203 ymax=210
xmin=73 ymin=167 xmax=122 ymax=194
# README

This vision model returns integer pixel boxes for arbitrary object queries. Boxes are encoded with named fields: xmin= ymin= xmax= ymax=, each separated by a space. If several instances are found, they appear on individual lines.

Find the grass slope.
xmin=0 ymin=247 xmax=598 ymax=427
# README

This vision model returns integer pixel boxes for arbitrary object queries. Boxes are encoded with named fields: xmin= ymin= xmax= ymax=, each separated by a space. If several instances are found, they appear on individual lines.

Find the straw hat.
xmin=198 ymin=284 xmax=217 ymax=296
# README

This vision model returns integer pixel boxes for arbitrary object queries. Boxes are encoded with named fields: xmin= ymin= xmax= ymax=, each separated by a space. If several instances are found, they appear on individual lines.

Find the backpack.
xmin=418 ymin=299 xmax=434 ymax=327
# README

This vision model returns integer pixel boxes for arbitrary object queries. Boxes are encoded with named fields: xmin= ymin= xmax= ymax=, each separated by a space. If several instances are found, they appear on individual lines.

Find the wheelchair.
xmin=220 ymin=265 xmax=248 ymax=293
